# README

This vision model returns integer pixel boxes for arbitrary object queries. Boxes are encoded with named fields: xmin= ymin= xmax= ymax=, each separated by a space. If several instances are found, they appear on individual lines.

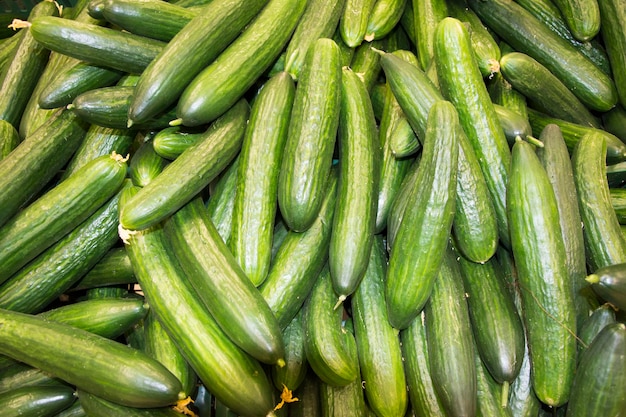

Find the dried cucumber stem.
xmin=8 ymin=20 xmax=31 ymax=31
xmin=273 ymin=384 xmax=299 ymax=410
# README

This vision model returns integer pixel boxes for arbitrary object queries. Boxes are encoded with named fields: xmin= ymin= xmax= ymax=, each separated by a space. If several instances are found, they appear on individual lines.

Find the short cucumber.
xmin=340 ymin=0 xmax=376 ymax=47
xmin=152 ymin=126 xmax=204 ymax=160
xmin=349 ymin=39 xmax=384 ymax=93
xmin=492 ymin=103 xmax=533 ymax=146
xmin=598 ymin=0 xmax=626 ymax=108
xmin=129 ymin=140 xmax=168 ymax=188
xmin=0 ymin=385 xmax=76 ymax=417
xmin=364 ymin=0 xmax=407 ymax=41
xmin=551 ymin=0 xmax=600 ymax=42
xmin=119 ymin=99 xmax=248 ymax=231
xmin=585 ymin=263 xmax=626 ymax=311
xmin=0 ymin=308 xmax=184 ymax=408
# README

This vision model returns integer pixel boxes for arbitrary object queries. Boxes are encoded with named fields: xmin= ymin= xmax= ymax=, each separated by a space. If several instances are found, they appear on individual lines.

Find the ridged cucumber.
xmin=598 ymin=0 xmax=626 ymax=108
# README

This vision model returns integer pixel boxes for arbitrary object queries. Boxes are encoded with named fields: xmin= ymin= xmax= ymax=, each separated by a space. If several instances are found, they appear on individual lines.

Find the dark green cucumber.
xmin=598 ymin=0 xmax=626 ymax=108
xmin=38 ymin=62 xmax=123 ymax=109
xmin=528 ymin=108 xmax=626 ymax=164
xmin=0 ymin=120 xmax=19 ymax=159
xmin=0 ymin=108 xmax=87 ymax=228
xmin=0 ymin=0 xmax=58 ymax=128
xmin=175 ymin=0 xmax=306 ymax=126
xmin=129 ymin=140 xmax=168 ymax=187
xmin=578 ymin=303 xmax=617 ymax=355
xmin=611 ymin=188 xmax=626 ymax=224
xmin=0 ymin=385 xmax=75 ymax=417
xmin=206 ymin=156 xmax=240 ymax=245
xmin=30 ymin=16 xmax=165 ymax=74
xmin=413 ymin=0 xmax=449 ymax=71
xmin=536 ymin=124 xmax=590 ymax=330
xmin=385 ymin=100 xmax=459 ymax=330
xmin=271 ymin=309 xmax=307 ymax=393
xmin=572 ymin=131 xmax=626 ymax=271
xmin=77 ymin=390 xmax=183 ymax=417
xmin=288 ymin=369 xmax=322 ymax=417
xmin=425 ymin=246 xmax=477 ymax=417
xmin=0 ymin=308 xmax=184 ymax=407
xmin=0 ymin=186 xmax=126 ymax=314
xmin=329 ymin=67 xmax=379 ymax=301
xmin=364 ymin=0 xmax=407 ymax=41
xmin=123 ymin=218 xmax=278 ymax=417
xmin=352 ymin=236 xmax=408 ymax=417
xmin=339 ymin=0 xmax=376 ymax=47
xmin=0 ymin=33 xmax=20 ymax=74
xmin=466 ymin=0 xmax=617 ymax=112
xmin=70 ymin=248 xmax=132 ymax=293
xmin=143 ymin=311 xmax=196 ymax=398
xmin=0 ymin=153 xmax=127 ymax=285
xmin=230 ymin=72 xmax=294 ymax=286
xmin=508 ymin=138 xmax=577 ymax=406
xmin=565 ymin=323 xmax=626 ymax=416
xmin=474 ymin=344 xmax=514 ymax=417
xmin=164 ymin=197 xmax=286 ymax=366
xmin=278 ymin=38 xmax=341 ymax=232
xmin=304 ymin=265 xmax=359 ymax=386
xmin=52 ymin=401 xmax=85 ymax=417
xmin=99 ymin=0 xmax=197 ymax=42
xmin=602 ymin=105 xmax=626 ymax=144
xmin=488 ymin=72 xmax=529 ymax=120
xmin=400 ymin=311 xmax=447 ymax=417
xmin=499 ymin=52 xmax=600 ymax=128
xmin=493 ymin=103 xmax=533 ymax=146
xmin=0 ymin=362 xmax=66 ymax=395
xmin=152 ymin=126 xmax=204 ymax=160
xmin=349 ymin=39 xmax=384 ymax=93
xmin=551 ymin=0 xmax=600 ymax=42
xmin=128 ymin=0 xmax=267 ymax=126
xmin=585 ymin=263 xmax=626 ymax=311
xmin=120 ymin=99 xmax=248 ymax=230
xmin=434 ymin=16 xmax=512 ymax=248
xmin=259 ymin=169 xmax=337 ymax=330
xmin=283 ymin=0 xmax=345 ymax=80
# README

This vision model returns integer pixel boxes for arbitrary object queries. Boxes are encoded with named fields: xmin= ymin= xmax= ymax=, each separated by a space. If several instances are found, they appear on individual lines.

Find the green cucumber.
xmin=52 ymin=401 xmax=85 ymax=417
xmin=303 ymin=265 xmax=359 ymax=386
xmin=0 ymin=0 xmax=58 ymax=128
xmin=278 ymin=38 xmax=341 ymax=232
xmin=99 ymin=0 xmax=198 ymax=42
xmin=0 ymin=33 xmax=20 ymax=75
xmin=352 ymin=236 xmax=408 ymax=417
xmin=30 ymin=16 xmax=166 ymax=74
xmin=385 ymin=100 xmax=459 ymax=330
xmin=76 ymin=390 xmax=183 ymax=417
xmin=329 ymin=66 xmax=379 ymax=301
xmin=175 ymin=0 xmax=306 ymax=126
xmin=206 ymin=156 xmax=240 ymax=245
xmin=270 ymin=309 xmax=307 ymax=392
xmin=602 ymin=105 xmax=626 ymax=144
xmin=152 ymin=126 xmax=204 ymax=160
xmin=474 ymin=345 xmax=514 ymax=417
xmin=164 ymin=197 xmax=286 ymax=366
xmin=0 ymin=186 xmax=126 ymax=314
xmin=289 ymin=369 xmax=322 ymax=417
xmin=128 ymin=0 xmax=267 ymax=125
xmin=578 ymin=304 xmax=617 ymax=356
xmin=572 ymin=131 xmax=626 ymax=271
xmin=425 ymin=246 xmax=477 ymax=417
xmin=413 ymin=0 xmax=448 ymax=71
xmin=0 ymin=308 xmax=184 ymax=408
xmin=364 ymin=0 xmax=407 ymax=41
xmin=434 ymin=16 xmax=512 ymax=248
xmin=488 ymin=72 xmax=529 ymax=120
xmin=120 ymin=99 xmax=248 ymax=231
xmin=0 ymin=120 xmax=20 ymax=159
xmin=499 ymin=52 xmax=600 ymax=128
xmin=493 ymin=103 xmax=533 ymax=146
xmin=0 ymin=385 xmax=76 ymax=417
xmin=0 ymin=153 xmax=127 ymax=285
xmin=0 ymin=362 xmax=66 ymax=395
xmin=123 ymin=214 xmax=278 ymax=416
xmin=340 ymin=0 xmax=376 ymax=47
xmin=551 ymin=0 xmax=600 ymax=42
xmin=585 ymin=263 xmax=626 ymax=311
xmin=507 ymin=138 xmax=577 ymax=406
xmin=259 ymin=168 xmax=337 ymax=330
xmin=349 ymin=39 xmax=384 ymax=93
xmin=230 ymin=71 xmax=295 ymax=286
xmin=565 ymin=323 xmax=626 ymax=416
xmin=466 ymin=0 xmax=617 ymax=112
xmin=598 ymin=0 xmax=626 ymax=108
xmin=611 ymin=188 xmax=626 ymax=224
xmin=129 ymin=140 xmax=168 ymax=187
xmin=283 ymin=0 xmax=345 ymax=80
xmin=385 ymin=155 xmax=421 ymax=252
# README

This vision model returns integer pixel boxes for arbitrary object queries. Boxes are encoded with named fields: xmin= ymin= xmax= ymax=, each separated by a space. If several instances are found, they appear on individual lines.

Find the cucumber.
xmin=288 ymin=369 xmax=322 ymax=417
xmin=283 ymin=0 xmax=345 ymax=80
xmin=364 ymin=0 xmax=407 ymax=41
xmin=488 ymin=72 xmax=528 ymax=120
xmin=129 ymin=140 xmax=168 ymax=188
xmin=507 ymin=138 xmax=577 ymax=406
xmin=0 ymin=385 xmax=76 ymax=417
xmin=0 ymin=186 xmax=125 ymax=314
xmin=493 ymin=103 xmax=533 ymax=146
xmin=278 ymin=38 xmax=341 ymax=232
xmin=474 ymin=345 xmax=514 ymax=417
xmin=175 ymin=0 xmax=307 ymax=126
xmin=303 ymin=265 xmax=359 ymax=386
xmin=385 ymin=155 xmax=421 ymax=252
xmin=259 ymin=169 xmax=337 ymax=330
xmin=572 ymin=131 xmax=626 ymax=271
xmin=0 ymin=153 xmax=127 ymax=285
xmin=434 ymin=16 xmax=512 ymax=248
xmin=329 ymin=67 xmax=380 ymax=301
xmin=602 ymin=105 xmax=626 ymax=144
xmin=585 ymin=263 xmax=626 ymax=311
xmin=385 ymin=100 xmax=459 ymax=330
xmin=164 ymin=197 xmax=286 ymax=366
xmin=128 ymin=0 xmax=268 ymax=126
xmin=340 ymin=0 xmax=376 ymax=47
xmin=598 ymin=0 xmax=626 ymax=108
xmin=29 ymin=16 xmax=166 ymax=74
xmin=0 ymin=308 xmax=184 ymax=408
xmin=349 ymin=39 xmax=384 ymax=93
xmin=352 ymin=236 xmax=408 ymax=417
xmin=119 ymin=99 xmax=248 ymax=231
xmin=565 ymin=323 xmax=626 ymax=416
xmin=270 ymin=310 xmax=307 ymax=393
xmin=0 ymin=33 xmax=20 ymax=74
xmin=499 ymin=52 xmax=600 ymax=128
xmin=425 ymin=246 xmax=477 ymax=417
xmin=206 ymin=156 xmax=240 ymax=245
xmin=611 ymin=188 xmax=626 ymax=224
xmin=466 ymin=0 xmax=617 ymax=112
xmin=551 ymin=0 xmax=600 ymax=42
xmin=0 ymin=362 xmax=66 ymax=395
xmin=230 ymin=72 xmax=295 ymax=286
xmin=76 ymin=390 xmax=183 ymax=417
xmin=52 ymin=401 xmax=85 ymax=417
xmin=99 ymin=0 xmax=198 ymax=42
xmin=0 ymin=120 xmax=19 ymax=159
xmin=152 ymin=126 xmax=204 ymax=160
xmin=123 ymin=214 xmax=278 ymax=417
xmin=578 ymin=304 xmax=617 ymax=356
xmin=413 ymin=0 xmax=449 ymax=71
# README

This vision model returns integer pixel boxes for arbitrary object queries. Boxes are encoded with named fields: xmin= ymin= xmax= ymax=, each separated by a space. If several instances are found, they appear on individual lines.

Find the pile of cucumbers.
xmin=0 ymin=0 xmax=625 ymax=415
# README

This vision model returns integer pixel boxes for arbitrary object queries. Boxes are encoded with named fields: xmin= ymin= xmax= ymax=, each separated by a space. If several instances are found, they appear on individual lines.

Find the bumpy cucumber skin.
xmin=340 ymin=0 xmax=376 ymax=47
xmin=365 ymin=0 xmax=407 ymax=41
xmin=413 ymin=0 xmax=449 ymax=71
xmin=598 ymin=0 xmax=626 ymax=109
xmin=551 ymin=0 xmax=600 ymax=42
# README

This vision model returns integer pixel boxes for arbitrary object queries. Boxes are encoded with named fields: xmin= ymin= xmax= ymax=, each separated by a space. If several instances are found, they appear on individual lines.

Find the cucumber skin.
xmin=340 ymin=0 xmax=376 ymax=47
xmin=551 ymin=0 xmax=600 ymax=42
xmin=586 ymin=263 xmax=626 ymax=311
xmin=77 ymin=390 xmax=183 ymax=417
xmin=598 ymin=0 xmax=626 ymax=108
xmin=413 ymin=0 xmax=449 ymax=71
xmin=507 ymin=139 xmax=577 ymax=407
xmin=0 ymin=121 xmax=19 ymax=160
xmin=119 ymin=99 xmax=248 ymax=231
xmin=385 ymin=100 xmax=459 ymax=330
xmin=0 ymin=385 xmax=76 ymax=417
xmin=0 ymin=308 xmax=183 ymax=408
